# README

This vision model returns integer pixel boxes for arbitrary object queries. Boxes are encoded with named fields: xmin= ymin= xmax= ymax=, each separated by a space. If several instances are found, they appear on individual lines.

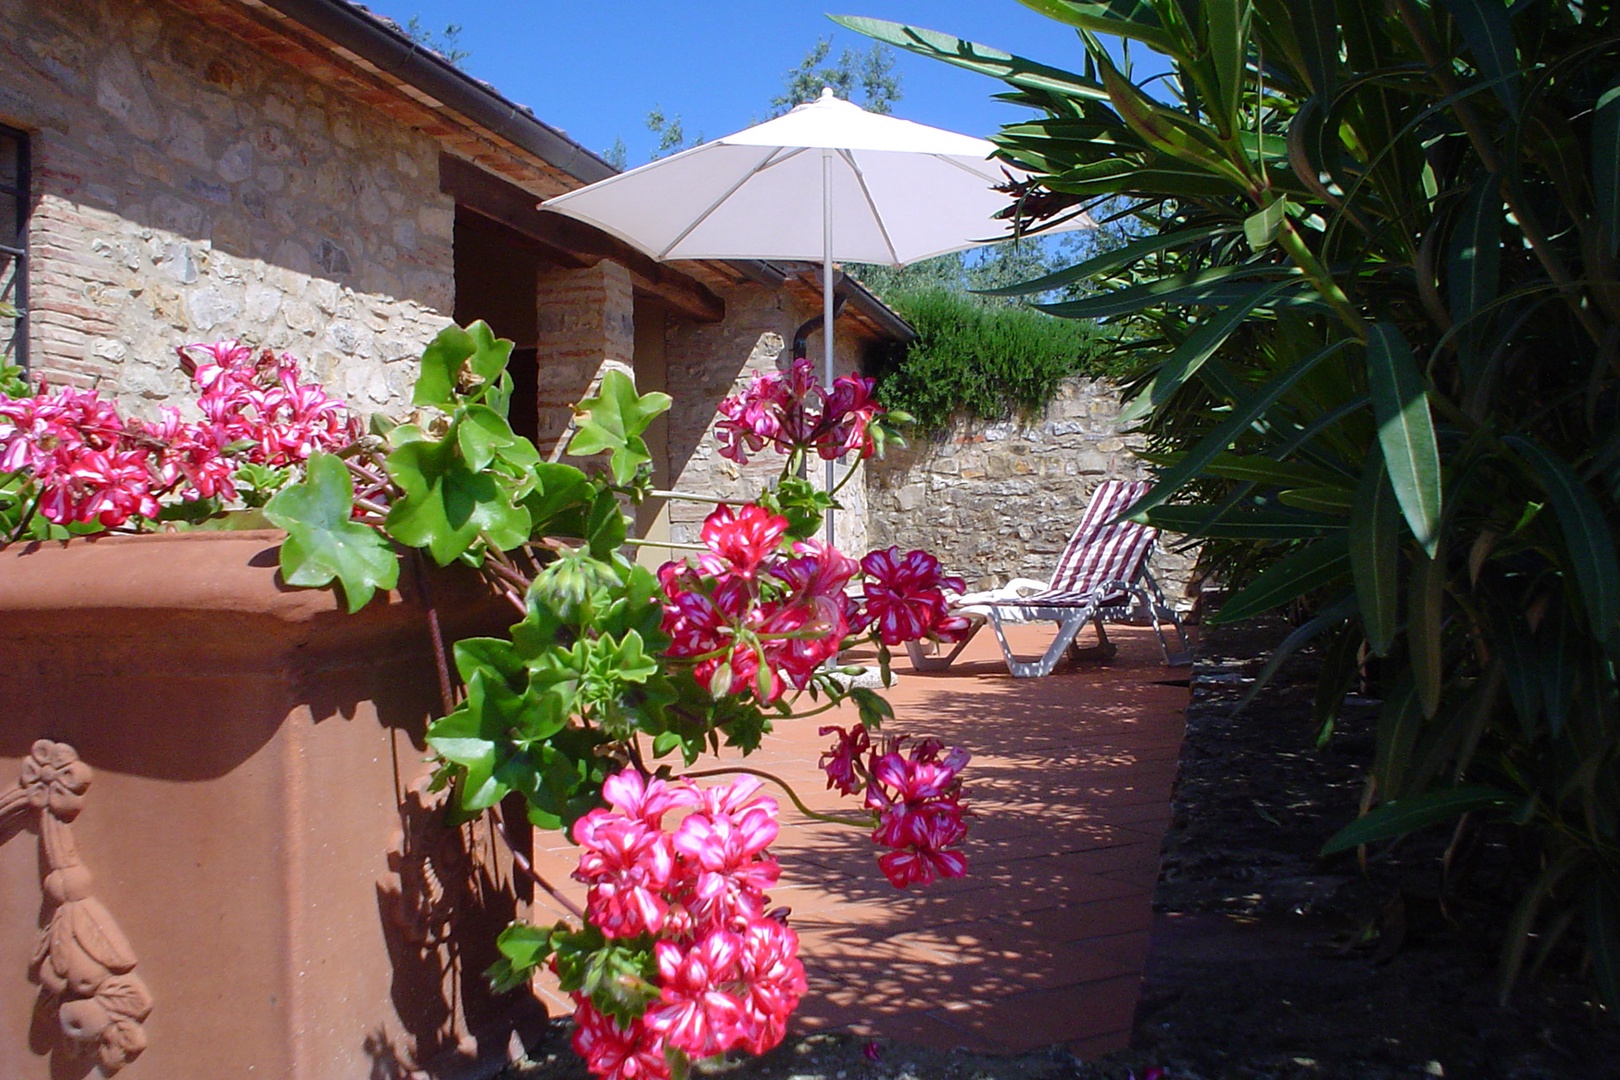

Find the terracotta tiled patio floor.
xmin=527 ymin=622 xmax=1193 ymax=1059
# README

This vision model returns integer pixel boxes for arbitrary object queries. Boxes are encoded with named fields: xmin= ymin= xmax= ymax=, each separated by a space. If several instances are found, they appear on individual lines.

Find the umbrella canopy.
xmin=542 ymin=89 xmax=1071 ymax=267
xmin=541 ymin=89 xmax=1088 ymax=558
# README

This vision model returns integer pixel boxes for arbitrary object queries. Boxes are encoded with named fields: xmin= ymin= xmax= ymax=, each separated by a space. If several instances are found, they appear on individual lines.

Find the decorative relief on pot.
xmin=0 ymin=741 xmax=153 ymax=1075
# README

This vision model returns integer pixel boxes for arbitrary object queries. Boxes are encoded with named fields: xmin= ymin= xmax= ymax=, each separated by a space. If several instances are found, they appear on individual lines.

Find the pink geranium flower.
xmin=571 ymin=999 xmax=671 ymax=1080
xmin=857 ymin=547 xmax=969 ymax=646
xmin=698 ymin=504 xmax=790 ymax=580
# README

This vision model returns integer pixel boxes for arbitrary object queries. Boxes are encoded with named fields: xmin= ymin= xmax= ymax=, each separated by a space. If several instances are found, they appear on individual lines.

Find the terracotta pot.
xmin=0 ymin=531 xmax=545 ymax=1080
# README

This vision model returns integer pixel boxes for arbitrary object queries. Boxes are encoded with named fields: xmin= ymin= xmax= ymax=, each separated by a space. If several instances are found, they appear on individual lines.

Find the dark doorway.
xmin=452 ymin=207 xmax=556 ymax=444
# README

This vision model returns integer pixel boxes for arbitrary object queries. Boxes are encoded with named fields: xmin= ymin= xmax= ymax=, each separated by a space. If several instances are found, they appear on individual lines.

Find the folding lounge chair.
xmin=906 ymin=479 xmax=1192 ymax=677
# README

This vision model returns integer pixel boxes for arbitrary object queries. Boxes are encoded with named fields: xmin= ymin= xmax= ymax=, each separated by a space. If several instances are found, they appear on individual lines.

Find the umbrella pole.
xmin=822 ymin=147 xmax=836 ymax=555
xmin=822 ymin=148 xmax=841 ymax=673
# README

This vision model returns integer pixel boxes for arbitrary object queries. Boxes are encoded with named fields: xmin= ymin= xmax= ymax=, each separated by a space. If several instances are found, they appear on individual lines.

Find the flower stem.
xmin=487 ymin=803 xmax=586 ymax=922
xmin=682 ymin=766 xmax=871 ymax=828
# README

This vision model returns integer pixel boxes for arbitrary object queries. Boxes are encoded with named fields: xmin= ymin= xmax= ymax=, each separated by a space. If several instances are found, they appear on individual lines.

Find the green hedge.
xmin=865 ymin=288 xmax=1120 ymax=433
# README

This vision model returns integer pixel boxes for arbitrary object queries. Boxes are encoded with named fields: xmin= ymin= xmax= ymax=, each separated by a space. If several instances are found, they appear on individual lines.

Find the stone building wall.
xmin=867 ymin=377 xmax=1196 ymax=605
xmin=0 ymin=0 xmax=455 ymax=420
xmin=663 ymin=283 xmax=871 ymax=555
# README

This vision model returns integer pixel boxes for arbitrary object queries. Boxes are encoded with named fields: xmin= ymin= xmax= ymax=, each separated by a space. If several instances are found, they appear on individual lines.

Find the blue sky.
xmin=361 ymin=2 xmax=1105 ymax=166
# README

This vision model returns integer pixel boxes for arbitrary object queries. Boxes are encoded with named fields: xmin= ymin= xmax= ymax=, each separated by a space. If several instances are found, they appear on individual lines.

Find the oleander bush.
xmin=846 ymin=0 xmax=1620 ymax=1006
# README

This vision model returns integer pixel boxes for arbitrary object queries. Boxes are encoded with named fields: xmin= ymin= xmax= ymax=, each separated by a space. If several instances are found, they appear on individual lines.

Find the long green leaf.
xmin=1144 ymin=504 xmax=1345 ymax=538
xmin=1447 ymin=172 xmax=1503 ymax=379
xmin=832 ymin=16 xmax=1114 ymax=104
xmin=1590 ymin=879 xmax=1620 ymax=1009
xmin=1410 ymin=547 xmax=1446 ymax=719
xmin=1438 ymin=0 xmax=1521 ymax=113
xmin=1131 ymin=338 xmax=1355 ymax=518
xmin=1038 ymin=265 xmax=1301 ymax=320
xmin=1367 ymin=322 xmax=1443 ymax=557
xmin=974 ymin=223 xmax=1237 ymax=297
xmin=1350 ymin=445 xmax=1402 ymax=655
xmin=1209 ymin=534 xmax=1351 ymax=624
xmin=1320 ymin=785 xmax=1512 ymax=855
xmin=1126 ymin=279 xmax=1300 ymax=419
xmin=1014 ymin=0 xmax=1178 ymax=53
xmin=1508 ymin=435 xmax=1620 ymax=643
xmin=1233 ymin=593 xmax=1356 ymax=713
xmin=1290 ymin=0 xmax=1340 ymax=94
xmin=1204 ymin=0 xmax=1251 ymax=133
xmin=1594 ymin=77 xmax=1620 ymax=257
xmin=1372 ymin=676 xmax=1423 ymax=798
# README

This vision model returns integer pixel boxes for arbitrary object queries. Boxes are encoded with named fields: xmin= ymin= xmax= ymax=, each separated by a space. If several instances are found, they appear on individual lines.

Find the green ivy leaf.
xmin=457 ymin=404 xmax=531 ymax=471
xmin=586 ymin=489 xmax=629 ymax=560
xmin=566 ymin=369 xmax=672 ymax=486
xmin=385 ymin=431 xmax=532 ymax=565
xmin=264 ymin=452 xmax=399 ymax=614
xmin=487 ymin=922 xmax=557 ymax=994
xmin=523 ymin=462 xmax=597 ymax=531
xmin=413 ymin=320 xmax=515 ymax=407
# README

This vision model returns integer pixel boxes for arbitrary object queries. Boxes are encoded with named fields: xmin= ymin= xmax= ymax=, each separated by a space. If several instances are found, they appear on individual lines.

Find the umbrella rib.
xmin=837 ymin=148 xmax=900 ymax=267
xmin=656 ymin=146 xmax=811 ymax=260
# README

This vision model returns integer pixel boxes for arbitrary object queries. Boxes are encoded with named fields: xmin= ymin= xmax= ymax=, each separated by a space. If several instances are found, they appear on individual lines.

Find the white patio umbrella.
xmin=541 ymin=88 xmax=1090 ymax=547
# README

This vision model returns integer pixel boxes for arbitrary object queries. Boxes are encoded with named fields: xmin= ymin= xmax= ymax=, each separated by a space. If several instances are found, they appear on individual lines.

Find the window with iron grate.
xmin=0 ymin=125 xmax=28 ymax=376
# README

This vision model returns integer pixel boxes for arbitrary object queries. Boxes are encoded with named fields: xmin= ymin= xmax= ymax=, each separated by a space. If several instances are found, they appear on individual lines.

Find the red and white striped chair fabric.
xmin=905 ymin=479 xmax=1191 ymax=677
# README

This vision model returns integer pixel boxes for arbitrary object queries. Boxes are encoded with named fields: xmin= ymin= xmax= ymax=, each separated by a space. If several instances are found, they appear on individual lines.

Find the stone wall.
xmin=0 ymin=0 xmax=455 ymax=419
xmin=867 ymin=377 xmax=1196 ymax=604
xmin=663 ymin=281 xmax=871 ymax=555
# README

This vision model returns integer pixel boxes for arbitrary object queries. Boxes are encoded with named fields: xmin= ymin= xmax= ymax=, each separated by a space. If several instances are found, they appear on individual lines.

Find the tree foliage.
xmin=846 ymin=0 xmax=1620 ymax=1006
xmin=769 ymin=36 xmax=902 ymax=117
xmin=402 ymin=15 xmax=470 ymax=66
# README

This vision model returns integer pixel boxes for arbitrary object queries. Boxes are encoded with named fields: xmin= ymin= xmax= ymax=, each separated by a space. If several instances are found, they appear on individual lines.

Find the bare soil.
xmin=503 ymin=619 xmax=1620 ymax=1080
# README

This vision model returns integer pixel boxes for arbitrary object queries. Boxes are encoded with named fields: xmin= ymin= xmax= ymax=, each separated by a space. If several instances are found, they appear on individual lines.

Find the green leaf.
xmin=1121 ymin=279 xmax=1300 ymax=422
xmin=1289 ymin=0 xmax=1340 ymax=94
xmin=487 ymin=923 xmax=555 ymax=994
xmin=1015 ymin=0 xmax=1178 ymax=54
xmin=1208 ymin=533 xmax=1350 ymax=624
xmin=585 ymin=489 xmax=629 ymax=560
xmin=1037 ymin=264 xmax=1302 ymax=321
xmin=457 ymin=405 xmax=536 ymax=472
xmin=1132 ymin=337 xmax=1355 ymax=519
xmin=849 ymin=686 xmax=896 ymax=730
xmin=385 ymin=432 xmax=532 ymax=565
xmin=413 ymin=320 xmax=515 ymax=407
xmin=1447 ymin=173 xmax=1503 ymax=375
xmin=1409 ymin=548 xmax=1446 ymax=719
xmin=1367 ymin=322 xmax=1442 ymax=558
xmin=1372 ymin=677 xmax=1423 ymax=798
xmin=1276 ymin=486 xmax=1355 ymax=514
xmin=1591 ymin=879 xmax=1620 ymax=1010
xmin=1244 ymin=196 xmax=1290 ymax=253
xmin=522 ymin=462 xmax=597 ymax=533
xmin=263 ymin=452 xmax=399 ymax=614
xmin=1438 ymin=0 xmax=1520 ymax=113
xmin=1350 ymin=446 xmax=1402 ymax=656
xmin=452 ymin=636 xmax=529 ymax=685
xmin=1320 ymin=785 xmax=1512 ymax=854
xmin=974 ymin=223 xmax=1237 ymax=297
xmin=831 ymin=16 xmax=1116 ymax=108
xmin=1144 ymin=504 xmax=1344 ymax=539
xmin=1205 ymin=0 xmax=1252 ymax=132
xmin=566 ymin=369 xmax=672 ymax=486
xmin=1508 ymin=436 xmax=1620 ymax=643
xmin=1595 ymin=78 xmax=1620 ymax=256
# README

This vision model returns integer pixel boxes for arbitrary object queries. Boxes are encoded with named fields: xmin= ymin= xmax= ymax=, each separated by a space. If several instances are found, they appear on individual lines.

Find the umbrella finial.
xmin=819 ymin=86 xmax=836 ymax=101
